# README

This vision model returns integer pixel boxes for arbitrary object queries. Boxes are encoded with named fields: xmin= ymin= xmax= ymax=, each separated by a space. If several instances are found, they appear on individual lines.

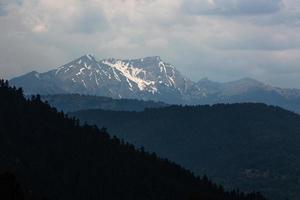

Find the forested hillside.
xmin=41 ymin=94 xmax=167 ymax=112
xmin=0 ymin=172 xmax=43 ymax=200
xmin=0 ymin=79 xmax=266 ymax=200
xmin=71 ymin=103 xmax=300 ymax=200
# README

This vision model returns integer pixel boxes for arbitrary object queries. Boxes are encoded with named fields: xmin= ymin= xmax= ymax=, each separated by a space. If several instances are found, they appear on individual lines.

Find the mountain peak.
xmin=138 ymin=56 xmax=163 ymax=64
xmin=85 ymin=54 xmax=95 ymax=59
xmin=21 ymin=71 xmax=41 ymax=79
xmin=198 ymin=77 xmax=211 ymax=83
xmin=238 ymin=77 xmax=262 ymax=84
xmin=104 ymin=56 xmax=163 ymax=64
xmin=144 ymin=56 xmax=161 ymax=61
xmin=77 ymin=54 xmax=97 ymax=62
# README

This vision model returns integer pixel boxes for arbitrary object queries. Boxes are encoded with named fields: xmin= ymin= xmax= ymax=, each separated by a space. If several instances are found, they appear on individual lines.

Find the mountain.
xmin=70 ymin=104 xmax=300 ymax=200
xmin=10 ymin=54 xmax=300 ymax=113
xmin=41 ymin=94 xmax=167 ymax=112
xmin=0 ymin=79 xmax=267 ymax=200
xmin=193 ymin=78 xmax=300 ymax=113
xmin=10 ymin=54 xmax=192 ymax=104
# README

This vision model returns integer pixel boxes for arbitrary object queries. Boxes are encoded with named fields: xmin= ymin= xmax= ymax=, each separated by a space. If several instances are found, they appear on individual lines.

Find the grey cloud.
xmin=71 ymin=9 xmax=109 ymax=34
xmin=171 ymin=45 xmax=300 ymax=88
xmin=0 ymin=1 xmax=8 ymax=16
xmin=236 ymin=0 xmax=284 ymax=14
xmin=0 ymin=8 xmax=6 ymax=16
xmin=1 ymin=0 xmax=300 ymax=89
xmin=253 ymin=11 xmax=300 ymax=27
xmin=182 ymin=0 xmax=284 ymax=15
xmin=209 ymin=32 xmax=300 ymax=51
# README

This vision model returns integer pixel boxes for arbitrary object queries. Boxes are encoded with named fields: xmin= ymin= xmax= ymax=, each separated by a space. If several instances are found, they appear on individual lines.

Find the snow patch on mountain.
xmin=102 ymin=59 xmax=158 ymax=93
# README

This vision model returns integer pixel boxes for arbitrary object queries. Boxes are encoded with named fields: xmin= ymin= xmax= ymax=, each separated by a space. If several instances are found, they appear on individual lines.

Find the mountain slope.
xmin=70 ymin=104 xmax=300 ymax=200
xmin=0 ymin=172 xmax=43 ymax=200
xmin=194 ymin=78 xmax=300 ymax=113
xmin=10 ymin=54 xmax=300 ymax=112
xmin=0 ymin=80 xmax=266 ymax=200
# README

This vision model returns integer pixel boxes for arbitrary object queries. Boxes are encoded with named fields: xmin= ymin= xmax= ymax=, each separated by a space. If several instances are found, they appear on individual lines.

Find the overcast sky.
xmin=0 ymin=0 xmax=300 ymax=88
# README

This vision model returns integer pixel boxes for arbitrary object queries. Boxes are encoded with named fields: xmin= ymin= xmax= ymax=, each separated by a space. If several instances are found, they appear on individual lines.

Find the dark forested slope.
xmin=0 ymin=172 xmax=43 ymax=200
xmin=71 ymin=103 xmax=300 ymax=200
xmin=0 ymin=80 xmax=266 ymax=200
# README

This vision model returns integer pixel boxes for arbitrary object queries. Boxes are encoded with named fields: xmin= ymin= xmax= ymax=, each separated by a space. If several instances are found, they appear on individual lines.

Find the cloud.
xmin=71 ymin=9 xmax=108 ymax=34
xmin=0 ymin=4 xmax=6 ymax=16
xmin=181 ymin=0 xmax=284 ymax=15
xmin=0 ymin=0 xmax=300 ymax=88
xmin=145 ymin=38 xmax=169 ymax=48
xmin=32 ymin=23 xmax=48 ymax=33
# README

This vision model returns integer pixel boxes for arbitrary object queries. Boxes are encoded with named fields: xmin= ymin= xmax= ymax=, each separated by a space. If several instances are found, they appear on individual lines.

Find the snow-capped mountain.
xmin=9 ymin=54 xmax=300 ymax=112
xmin=10 ymin=55 xmax=193 ymax=103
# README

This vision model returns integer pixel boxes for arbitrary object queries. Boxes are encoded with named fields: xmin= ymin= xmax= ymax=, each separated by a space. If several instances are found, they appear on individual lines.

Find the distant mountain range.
xmin=10 ymin=54 xmax=300 ymax=113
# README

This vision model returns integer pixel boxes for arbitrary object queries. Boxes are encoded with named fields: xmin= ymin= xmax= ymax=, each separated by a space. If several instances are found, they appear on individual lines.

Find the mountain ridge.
xmin=10 ymin=54 xmax=300 ymax=112
xmin=70 ymin=103 xmax=300 ymax=200
xmin=40 ymin=93 xmax=168 ymax=112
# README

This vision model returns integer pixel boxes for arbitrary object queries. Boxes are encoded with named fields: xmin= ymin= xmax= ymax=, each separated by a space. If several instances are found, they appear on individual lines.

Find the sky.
xmin=0 ymin=0 xmax=300 ymax=88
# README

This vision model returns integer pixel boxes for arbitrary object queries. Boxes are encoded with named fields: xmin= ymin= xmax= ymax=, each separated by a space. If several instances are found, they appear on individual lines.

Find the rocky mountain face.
xmin=10 ymin=54 xmax=300 ymax=112
xmin=10 ymin=55 xmax=193 ymax=104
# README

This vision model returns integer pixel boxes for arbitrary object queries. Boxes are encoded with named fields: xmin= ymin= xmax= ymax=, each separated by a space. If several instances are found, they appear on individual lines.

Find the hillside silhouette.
xmin=0 ymin=79 xmax=266 ymax=200
xmin=71 ymin=103 xmax=300 ymax=200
